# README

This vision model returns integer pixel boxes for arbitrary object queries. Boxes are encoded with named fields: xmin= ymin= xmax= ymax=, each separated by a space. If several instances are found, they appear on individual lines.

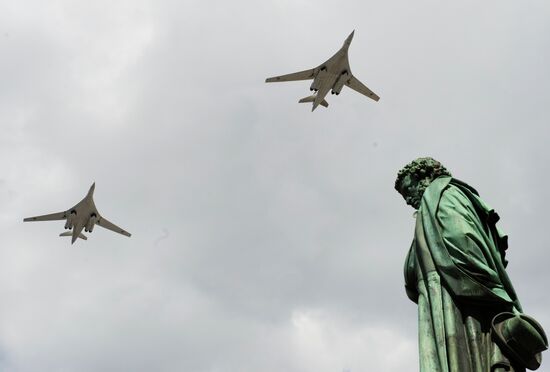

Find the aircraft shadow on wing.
xmin=23 ymin=183 xmax=131 ymax=244
xmin=266 ymin=30 xmax=380 ymax=111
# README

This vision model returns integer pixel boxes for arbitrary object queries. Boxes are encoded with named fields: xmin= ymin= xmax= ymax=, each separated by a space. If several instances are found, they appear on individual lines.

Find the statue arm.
xmin=404 ymin=240 xmax=418 ymax=303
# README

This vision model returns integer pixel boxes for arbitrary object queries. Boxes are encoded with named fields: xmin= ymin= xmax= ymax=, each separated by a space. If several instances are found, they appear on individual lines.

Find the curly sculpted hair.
xmin=394 ymin=157 xmax=452 ymax=193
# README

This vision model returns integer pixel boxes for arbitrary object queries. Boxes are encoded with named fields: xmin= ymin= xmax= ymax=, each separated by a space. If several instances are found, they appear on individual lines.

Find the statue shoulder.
xmin=439 ymin=183 xmax=472 ymax=209
xmin=420 ymin=176 xmax=452 ymax=210
xmin=423 ymin=177 xmax=480 ymax=213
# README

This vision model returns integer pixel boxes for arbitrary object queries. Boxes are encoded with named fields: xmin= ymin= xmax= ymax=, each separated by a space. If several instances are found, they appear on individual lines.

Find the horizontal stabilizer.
xmin=298 ymin=95 xmax=315 ymax=103
xmin=59 ymin=231 xmax=87 ymax=240
xmin=298 ymin=95 xmax=328 ymax=108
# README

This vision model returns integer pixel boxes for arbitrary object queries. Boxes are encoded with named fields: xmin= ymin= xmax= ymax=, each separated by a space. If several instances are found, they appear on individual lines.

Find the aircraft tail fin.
xmin=59 ymin=231 xmax=88 ymax=240
xmin=298 ymin=95 xmax=328 ymax=108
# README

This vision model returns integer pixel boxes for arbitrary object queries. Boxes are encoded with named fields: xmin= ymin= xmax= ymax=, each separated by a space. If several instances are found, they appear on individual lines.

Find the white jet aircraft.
xmin=266 ymin=31 xmax=380 ymax=111
xmin=24 ymin=183 xmax=131 ymax=244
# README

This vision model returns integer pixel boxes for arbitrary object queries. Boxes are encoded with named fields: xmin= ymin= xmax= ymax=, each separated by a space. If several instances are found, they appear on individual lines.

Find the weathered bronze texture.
xmin=396 ymin=157 xmax=547 ymax=372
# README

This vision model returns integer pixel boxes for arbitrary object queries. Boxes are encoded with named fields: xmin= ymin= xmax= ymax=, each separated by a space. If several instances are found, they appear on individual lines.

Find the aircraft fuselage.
xmin=62 ymin=184 xmax=99 ymax=243
xmin=309 ymin=45 xmax=352 ymax=110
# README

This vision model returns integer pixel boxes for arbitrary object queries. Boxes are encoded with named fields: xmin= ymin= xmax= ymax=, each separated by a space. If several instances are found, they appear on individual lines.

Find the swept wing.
xmin=345 ymin=76 xmax=380 ymax=101
xmin=266 ymin=68 xmax=315 ymax=83
xmin=24 ymin=211 xmax=67 ymax=222
xmin=97 ymin=216 xmax=131 ymax=237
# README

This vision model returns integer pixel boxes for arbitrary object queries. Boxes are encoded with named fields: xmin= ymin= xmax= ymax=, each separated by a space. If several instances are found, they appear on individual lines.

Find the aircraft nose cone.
xmin=344 ymin=30 xmax=355 ymax=46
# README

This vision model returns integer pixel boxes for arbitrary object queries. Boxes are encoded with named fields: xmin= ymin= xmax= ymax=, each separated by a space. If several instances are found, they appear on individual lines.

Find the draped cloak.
xmin=404 ymin=176 xmax=524 ymax=371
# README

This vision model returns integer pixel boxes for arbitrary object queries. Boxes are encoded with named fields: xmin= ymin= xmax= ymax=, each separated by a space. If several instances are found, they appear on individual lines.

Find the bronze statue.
xmin=396 ymin=157 xmax=547 ymax=372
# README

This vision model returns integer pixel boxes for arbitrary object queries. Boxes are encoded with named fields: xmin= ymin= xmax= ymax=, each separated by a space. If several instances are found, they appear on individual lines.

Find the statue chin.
xmin=406 ymin=197 xmax=421 ymax=210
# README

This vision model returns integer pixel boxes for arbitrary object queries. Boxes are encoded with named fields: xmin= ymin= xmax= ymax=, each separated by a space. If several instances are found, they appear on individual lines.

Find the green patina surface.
xmin=403 ymin=176 xmax=523 ymax=371
xmin=393 ymin=155 xmax=549 ymax=372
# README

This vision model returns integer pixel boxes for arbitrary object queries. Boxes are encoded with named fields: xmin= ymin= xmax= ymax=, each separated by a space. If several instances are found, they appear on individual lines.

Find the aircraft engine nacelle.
xmin=310 ymin=68 xmax=328 ymax=91
xmin=310 ymin=78 xmax=321 ymax=92
xmin=331 ymin=73 xmax=348 ymax=95
xmin=65 ymin=211 xmax=77 ymax=229
xmin=85 ymin=214 xmax=97 ymax=233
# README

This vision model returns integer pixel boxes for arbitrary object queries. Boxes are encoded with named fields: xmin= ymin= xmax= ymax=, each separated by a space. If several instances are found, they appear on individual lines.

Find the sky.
xmin=1 ymin=0 xmax=550 ymax=371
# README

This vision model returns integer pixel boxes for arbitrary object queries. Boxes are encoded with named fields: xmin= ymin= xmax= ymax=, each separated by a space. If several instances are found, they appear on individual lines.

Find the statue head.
xmin=395 ymin=157 xmax=451 ymax=209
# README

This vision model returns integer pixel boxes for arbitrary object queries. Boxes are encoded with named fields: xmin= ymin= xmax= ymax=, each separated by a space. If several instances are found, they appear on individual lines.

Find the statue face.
xmin=398 ymin=174 xmax=423 ymax=210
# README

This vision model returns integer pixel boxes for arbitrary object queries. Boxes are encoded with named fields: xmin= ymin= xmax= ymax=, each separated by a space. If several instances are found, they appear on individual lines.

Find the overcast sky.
xmin=1 ymin=1 xmax=550 ymax=371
